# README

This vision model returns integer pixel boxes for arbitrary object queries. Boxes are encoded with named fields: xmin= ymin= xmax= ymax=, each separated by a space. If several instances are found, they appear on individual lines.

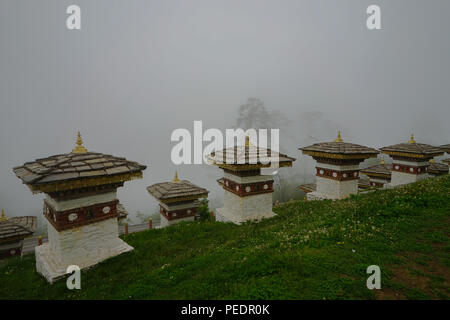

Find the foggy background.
xmin=1 ymin=1 xmax=449 ymax=230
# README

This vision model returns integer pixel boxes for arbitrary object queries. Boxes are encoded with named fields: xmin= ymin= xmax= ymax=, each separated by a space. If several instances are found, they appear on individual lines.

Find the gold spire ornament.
xmin=72 ymin=131 xmax=88 ymax=153
xmin=429 ymin=158 xmax=435 ymax=163
xmin=172 ymin=171 xmax=180 ymax=183
xmin=245 ymin=135 xmax=254 ymax=147
xmin=380 ymin=157 xmax=386 ymax=165
xmin=0 ymin=209 xmax=7 ymax=221
xmin=408 ymin=134 xmax=416 ymax=144
xmin=334 ymin=131 xmax=343 ymax=143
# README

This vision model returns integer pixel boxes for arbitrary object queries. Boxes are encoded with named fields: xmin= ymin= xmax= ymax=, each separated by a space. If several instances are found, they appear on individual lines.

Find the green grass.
xmin=1 ymin=175 xmax=449 ymax=300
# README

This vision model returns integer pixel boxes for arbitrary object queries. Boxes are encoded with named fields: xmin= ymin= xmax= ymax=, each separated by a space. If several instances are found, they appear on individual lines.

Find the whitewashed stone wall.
xmin=216 ymin=191 xmax=275 ymax=224
xmin=223 ymin=172 xmax=273 ymax=184
xmin=389 ymin=171 xmax=428 ymax=187
xmin=45 ymin=191 xmax=117 ymax=211
xmin=36 ymin=217 xmax=133 ymax=283
xmin=315 ymin=176 xmax=358 ymax=199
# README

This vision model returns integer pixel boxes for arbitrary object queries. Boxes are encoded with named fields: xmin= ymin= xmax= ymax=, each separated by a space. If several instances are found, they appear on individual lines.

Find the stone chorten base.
xmin=35 ymin=217 xmax=133 ymax=284
xmin=215 ymin=192 xmax=276 ymax=225
xmin=389 ymin=172 xmax=428 ymax=187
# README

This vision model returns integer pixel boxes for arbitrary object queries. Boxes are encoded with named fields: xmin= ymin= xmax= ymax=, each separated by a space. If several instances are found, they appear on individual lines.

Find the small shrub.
xmin=197 ymin=198 xmax=210 ymax=221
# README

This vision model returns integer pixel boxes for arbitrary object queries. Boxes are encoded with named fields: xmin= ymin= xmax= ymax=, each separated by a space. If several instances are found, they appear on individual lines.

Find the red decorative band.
xmin=223 ymin=168 xmax=261 ymax=177
xmin=0 ymin=245 xmax=22 ymax=259
xmin=370 ymin=181 xmax=385 ymax=187
xmin=316 ymin=167 xmax=359 ymax=181
xmin=160 ymin=205 xmax=197 ymax=221
xmin=43 ymin=199 xmax=119 ymax=232
xmin=222 ymin=178 xmax=274 ymax=197
xmin=392 ymin=163 xmax=428 ymax=174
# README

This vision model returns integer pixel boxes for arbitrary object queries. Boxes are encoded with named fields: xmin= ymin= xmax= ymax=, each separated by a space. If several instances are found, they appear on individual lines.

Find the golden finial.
xmin=172 ymin=171 xmax=180 ymax=183
xmin=72 ymin=131 xmax=88 ymax=153
xmin=380 ymin=157 xmax=386 ymax=165
xmin=429 ymin=158 xmax=435 ymax=163
xmin=408 ymin=134 xmax=416 ymax=144
xmin=334 ymin=130 xmax=343 ymax=142
xmin=0 ymin=209 xmax=7 ymax=221
xmin=245 ymin=135 xmax=254 ymax=147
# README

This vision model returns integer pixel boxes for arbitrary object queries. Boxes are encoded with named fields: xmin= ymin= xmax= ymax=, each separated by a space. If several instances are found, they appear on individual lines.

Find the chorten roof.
xmin=298 ymin=183 xmax=316 ymax=193
xmin=13 ymin=132 xmax=146 ymax=193
xmin=361 ymin=159 xmax=392 ymax=178
xmin=358 ymin=177 xmax=372 ymax=189
xmin=208 ymin=136 xmax=295 ymax=170
xmin=0 ymin=211 xmax=37 ymax=244
xmin=427 ymin=160 xmax=448 ymax=175
xmin=380 ymin=134 xmax=443 ymax=159
xmin=300 ymin=131 xmax=379 ymax=160
xmin=440 ymin=144 xmax=450 ymax=153
xmin=147 ymin=172 xmax=209 ymax=203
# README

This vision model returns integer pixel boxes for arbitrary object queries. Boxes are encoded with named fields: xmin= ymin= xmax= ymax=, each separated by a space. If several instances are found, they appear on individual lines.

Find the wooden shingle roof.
xmin=381 ymin=143 xmax=443 ymax=156
xmin=428 ymin=162 xmax=449 ymax=175
xmin=0 ymin=216 xmax=37 ymax=244
xmin=361 ymin=163 xmax=393 ymax=177
xmin=381 ymin=135 xmax=443 ymax=158
xmin=298 ymin=183 xmax=316 ymax=193
xmin=13 ymin=152 xmax=146 ymax=193
xmin=208 ymin=146 xmax=295 ymax=169
xmin=442 ymin=158 xmax=450 ymax=165
xmin=358 ymin=177 xmax=371 ymax=189
xmin=440 ymin=144 xmax=450 ymax=153
xmin=301 ymin=141 xmax=379 ymax=156
xmin=300 ymin=131 xmax=378 ymax=159
xmin=147 ymin=177 xmax=208 ymax=203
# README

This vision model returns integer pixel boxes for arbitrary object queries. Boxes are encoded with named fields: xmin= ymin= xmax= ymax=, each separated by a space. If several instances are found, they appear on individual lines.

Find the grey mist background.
xmin=1 ymin=1 xmax=449 ymax=226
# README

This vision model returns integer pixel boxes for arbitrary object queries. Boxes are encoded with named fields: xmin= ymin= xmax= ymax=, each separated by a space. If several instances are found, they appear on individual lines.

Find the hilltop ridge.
xmin=1 ymin=175 xmax=449 ymax=299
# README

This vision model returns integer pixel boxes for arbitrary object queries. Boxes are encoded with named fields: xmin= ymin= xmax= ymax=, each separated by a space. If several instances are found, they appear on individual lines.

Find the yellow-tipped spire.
xmin=380 ymin=157 xmax=386 ymax=165
xmin=245 ymin=135 xmax=253 ymax=147
xmin=334 ymin=130 xmax=343 ymax=142
xmin=429 ymin=158 xmax=435 ymax=163
xmin=0 ymin=209 xmax=6 ymax=221
xmin=172 ymin=171 xmax=180 ymax=183
xmin=408 ymin=134 xmax=416 ymax=144
xmin=72 ymin=131 xmax=88 ymax=153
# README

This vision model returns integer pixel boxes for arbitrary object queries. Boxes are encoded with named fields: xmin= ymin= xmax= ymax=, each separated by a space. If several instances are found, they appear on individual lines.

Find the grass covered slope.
xmin=1 ymin=175 xmax=449 ymax=300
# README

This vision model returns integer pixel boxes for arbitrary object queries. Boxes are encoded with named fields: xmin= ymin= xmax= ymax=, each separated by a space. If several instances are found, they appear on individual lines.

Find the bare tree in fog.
xmin=235 ymin=98 xmax=291 ymax=132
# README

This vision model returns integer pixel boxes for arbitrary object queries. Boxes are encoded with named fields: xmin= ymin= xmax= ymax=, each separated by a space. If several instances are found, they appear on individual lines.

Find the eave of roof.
xmin=147 ymin=180 xmax=209 ymax=203
xmin=300 ymin=141 xmax=379 ymax=159
xmin=13 ymin=152 xmax=146 ymax=193
xmin=208 ymin=146 xmax=296 ymax=168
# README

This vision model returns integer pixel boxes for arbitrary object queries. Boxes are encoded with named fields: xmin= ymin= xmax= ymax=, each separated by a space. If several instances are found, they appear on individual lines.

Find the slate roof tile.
xmin=208 ymin=146 xmax=295 ymax=166
xmin=13 ymin=152 xmax=146 ymax=186
xmin=301 ymin=142 xmax=379 ymax=155
xmin=147 ymin=180 xmax=209 ymax=201
xmin=0 ymin=216 xmax=37 ymax=242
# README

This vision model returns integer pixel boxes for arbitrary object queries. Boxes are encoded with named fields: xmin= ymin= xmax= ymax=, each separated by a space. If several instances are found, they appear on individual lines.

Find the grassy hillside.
xmin=1 ymin=175 xmax=449 ymax=300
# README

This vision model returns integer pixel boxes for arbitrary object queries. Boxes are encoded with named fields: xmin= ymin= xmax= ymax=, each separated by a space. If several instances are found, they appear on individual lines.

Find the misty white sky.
xmin=1 ymin=0 xmax=449 ymax=220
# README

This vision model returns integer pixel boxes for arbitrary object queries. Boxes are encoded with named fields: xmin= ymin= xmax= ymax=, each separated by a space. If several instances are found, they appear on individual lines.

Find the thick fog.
xmin=1 ymin=1 xmax=449 ymax=227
